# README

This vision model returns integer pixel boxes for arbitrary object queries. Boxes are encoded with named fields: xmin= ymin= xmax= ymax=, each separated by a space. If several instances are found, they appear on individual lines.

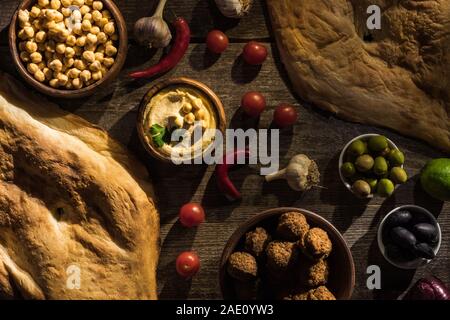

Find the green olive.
xmin=352 ymin=180 xmax=372 ymax=198
xmin=368 ymin=135 xmax=388 ymax=152
xmin=390 ymin=167 xmax=408 ymax=184
xmin=373 ymin=156 xmax=388 ymax=176
xmin=355 ymin=154 xmax=374 ymax=172
xmin=341 ymin=162 xmax=356 ymax=178
xmin=364 ymin=177 xmax=378 ymax=192
xmin=388 ymin=149 xmax=405 ymax=167
xmin=377 ymin=178 xmax=395 ymax=197
xmin=347 ymin=139 xmax=366 ymax=157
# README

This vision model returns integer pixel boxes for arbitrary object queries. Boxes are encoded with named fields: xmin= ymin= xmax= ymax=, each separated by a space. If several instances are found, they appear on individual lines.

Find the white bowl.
xmin=377 ymin=205 xmax=441 ymax=270
xmin=338 ymin=133 xmax=402 ymax=198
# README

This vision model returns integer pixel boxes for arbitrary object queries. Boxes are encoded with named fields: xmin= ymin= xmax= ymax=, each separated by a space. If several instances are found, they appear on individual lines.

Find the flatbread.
xmin=267 ymin=0 xmax=450 ymax=152
xmin=0 ymin=72 xmax=159 ymax=299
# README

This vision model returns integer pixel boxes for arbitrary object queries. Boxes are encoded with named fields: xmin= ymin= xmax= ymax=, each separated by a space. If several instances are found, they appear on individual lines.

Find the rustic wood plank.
xmin=0 ymin=0 xmax=270 ymax=46
xmin=0 ymin=0 xmax=449 ymax=300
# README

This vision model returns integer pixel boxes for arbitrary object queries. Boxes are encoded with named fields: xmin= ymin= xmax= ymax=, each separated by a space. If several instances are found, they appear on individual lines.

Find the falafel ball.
xmin=227 ymin=252 xmax=258 ymax=281
xmin=300 ymin=228 xmax=332 ymax=260
xmin=299 ymin=259 xmax=329 ymax=287
xmin=284 ymin=289 xmax=309 ymax=300
xmin=277 ymin=212 xmax=310 ymax=241
xmin=245 ymin=227 xmax=271 ymax=258
xmin=265 ymin=241 xmax=299 ymax=272
xmin=308 ymin=286 xmax=336 ymax=300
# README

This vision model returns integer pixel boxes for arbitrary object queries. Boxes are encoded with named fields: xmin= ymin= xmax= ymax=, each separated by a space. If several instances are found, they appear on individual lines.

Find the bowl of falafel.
xmin=219 ymin=208 xmax=355 ymax=300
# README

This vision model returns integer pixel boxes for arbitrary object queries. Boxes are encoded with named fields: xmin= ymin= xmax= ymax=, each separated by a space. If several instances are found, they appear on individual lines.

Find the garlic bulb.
xmin=134 ymin=0 xmax=172 ymax=48
xmin=214 ymin=0 xmax=253 ymax=18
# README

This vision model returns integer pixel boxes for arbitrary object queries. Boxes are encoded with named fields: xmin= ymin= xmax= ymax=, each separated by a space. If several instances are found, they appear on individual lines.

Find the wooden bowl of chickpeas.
xmin=9 ymin=0 xmax=127 ymax=98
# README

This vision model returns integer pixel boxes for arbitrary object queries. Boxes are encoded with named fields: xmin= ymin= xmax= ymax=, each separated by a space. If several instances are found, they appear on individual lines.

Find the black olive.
xmin=413 ymin=243 xmax=435 ymax=260
xmin=385 ymin=210 xmax=413 ymax=228
xmin=390 ymin=227 xmax=417 ymax=249
xmin=412 ymin=223 xmax=438 ymax=243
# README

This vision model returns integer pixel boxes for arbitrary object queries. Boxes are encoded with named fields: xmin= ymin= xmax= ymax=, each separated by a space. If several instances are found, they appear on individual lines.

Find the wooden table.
xmin=1 ymin=0 xmax=449 ymax=300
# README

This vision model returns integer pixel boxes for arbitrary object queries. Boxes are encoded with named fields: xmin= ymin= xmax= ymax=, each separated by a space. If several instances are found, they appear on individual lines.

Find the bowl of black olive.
xmin=378 ymin=205 xmax=441 ymax=269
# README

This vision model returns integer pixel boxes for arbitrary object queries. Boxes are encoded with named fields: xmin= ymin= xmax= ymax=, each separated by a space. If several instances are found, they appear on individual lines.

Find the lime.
xmin=420 ymin=158 xmax=450 ymax=201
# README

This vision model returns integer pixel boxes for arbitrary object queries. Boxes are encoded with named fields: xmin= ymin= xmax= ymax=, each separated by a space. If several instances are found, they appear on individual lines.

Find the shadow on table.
xmin=158 ymin=220 xmax=197 ymax=299
xmin=189 ymin=44 xmax=221 ymax=71
xmin=231 ymin=54 xmax=262 ymax=84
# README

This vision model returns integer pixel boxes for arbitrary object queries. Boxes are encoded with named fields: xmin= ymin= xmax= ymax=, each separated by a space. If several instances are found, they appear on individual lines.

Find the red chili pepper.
xmin=216 ymin=149 xmax=250 ymax=201
xmin=129 ymin=17 xmax=191 ymax=79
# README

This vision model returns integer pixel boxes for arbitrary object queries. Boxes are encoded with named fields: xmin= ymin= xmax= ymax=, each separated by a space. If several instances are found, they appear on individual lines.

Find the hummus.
xmin=143 ymin=86 xmax=217 ymax=159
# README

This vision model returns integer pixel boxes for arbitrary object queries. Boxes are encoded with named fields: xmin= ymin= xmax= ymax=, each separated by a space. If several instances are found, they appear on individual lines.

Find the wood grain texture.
xmin=0 ymin=0 xmax=449 ymax=300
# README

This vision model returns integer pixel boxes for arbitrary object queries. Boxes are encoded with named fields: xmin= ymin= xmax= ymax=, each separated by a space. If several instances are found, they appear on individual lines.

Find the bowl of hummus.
xmin=137 ymin=77 xmax=226 ymax=163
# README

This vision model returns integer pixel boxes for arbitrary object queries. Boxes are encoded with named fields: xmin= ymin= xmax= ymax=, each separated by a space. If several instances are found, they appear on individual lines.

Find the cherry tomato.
xmin=273 ymin=104 xmax=298 ymax=127
xmin=242 ymin=41 xmax=268 ymax=65
xmin=179 ymin=203 xmax=205 ymax=227
xmin=241 ymin=91 xmax=266 ymax=117
xmin=176 ymin=251 xmax=200 ymax=278
xmin=206 ymin=30 xmax=229 ymax=54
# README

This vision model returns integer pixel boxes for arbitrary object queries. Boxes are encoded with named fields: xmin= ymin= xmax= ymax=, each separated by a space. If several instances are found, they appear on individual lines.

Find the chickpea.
xmin=81 ymin=20 xmax=91 ymax=32
xmin=38 ymin=61 xmax=46 ymax=70
xmin=33 ymin=70 xmax=45 ymax=82
xmin=72 ymin=22 xmax=83 ymax=35
xmin=102 ymin=57 xmax=114 ymax=67
xmin=61 ymin=0 xmax=72 ymax=7
xmin=38 ymin=0 xmax=50 ymax=7
xmin=105 ymin=44 xmax=117 ymax=57
xmin=100 ymin=65 xmax=108 ymax=76
xmin=82 ymin=50 xmax=95 ymax=63
xmin=90 ymin=26 xmax=100 ymax=35
xmin=104 ymin=40 xmax=113 ymax=47
xmin=49 ymin=59 xmax=63 ymax=72
xmin=84 ymin=44 xmax=97 ymax=52
xmin=96 ymin=32 xmax=107 ymax=44
xmin=30 ymin=6 xmax=41 ymax=18
xmin=174 ymin=117 xmax=183 ymax=128
xmin=67 ymin=68 xmax=81 ymax=78
xmin=92 ymin=1 xmax=103 ymax=10
xmin=65 ymin=81 xmax=73 ymax=89
xmin=72 ymin=78 xmax=83 ymax=89
xmin=64 ymin=57 xmax=75 ymax=68
xmin=31 ymin=19 xmax=42 ymax=31
xmin=91 ymin=70 xmax=102 ymax=81
xmin=56 ymin=73 xmax=69 ymax=85
xmin=42 ymin=68 xmax=53 ymax=80
xmin=86 ymin=33 xmax=97 ymax=45
xmin=64 ymin=47 xmax=75 ymax=58
xmin=45 ymin=9 xmax=57 ymax=21
xmin=56 ymin=43 xmax=66 ymax=54
xmin=182 ymin=103 xmax=192 ymax=114
xmin=18 ymin=29 xmax=28 ymax=40
xmin=75 ymin=35 xmax=87 ymax=47
xmin=85 ymin=0 xmax=93 ymax=5
xmin=30 ymin=52 xmax=43 ymax=64
xmin=35 ymin=31 xmax=47 ymax=43
xmin=80 ymin=69 xmax=91 ymax=82
xmin=91 ymin=10 xmax=102 ymax=21
xmin=19 ymin=20 xmax=31 ymax=28
xmin=20 ymin=52 xmax=30 ymax=62
xmin=49 ymin=78 xmax=60 ymax=88
xmin=110 ymin=34 xmax=118 ymax=41
xmin=45 ymin=20 xmax=57 ymax=30
xmin=94 ymin=52 xmax=104 ymax=62
xmin=27 ymin=63 xmax=39 ymax=74
xmin=18 ymin=10 xmax=29 ymax=23
xmin=61 ymin=7 xmax=71 ymax=17
xmin=58 ymin=29 xmax=70 ymax=41
xmin=25 ymin=41 xmax=38 ymax=53
xmin=74 ymin=59 xmax=86 ymax=70
xmin=50 ymin=0 xmax=61 ymax=9
xmin=97 ymin=17 xmax=108 ymax=28
xmin=184 ymin=113 xmax=196 ymax=125
xmin=24 ymin=26 xmax=35 ymax=38
xmin=80 ymin=5 xmax=90 ymax=15
xmin=66 ymin=35 xmax=77 ymax=46
xmin=73 ymin=0 xmax=84 ymax=6
xmin=84 ymin=13 xmax=93 ymax=21
xmin=103 ymin=22 xmax=115 ymax=36
xmin=89 ymin=60 xmax=101 ymax=72
xmin=195 ymin=109 xmax=206 ymax=120
xmin=54 ymin=11 xmax=64 ymax=22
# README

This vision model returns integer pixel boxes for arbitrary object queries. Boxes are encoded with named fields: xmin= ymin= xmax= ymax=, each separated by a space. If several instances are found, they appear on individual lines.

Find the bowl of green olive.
xmin=338 ymin=134 xmax=407 ymax=198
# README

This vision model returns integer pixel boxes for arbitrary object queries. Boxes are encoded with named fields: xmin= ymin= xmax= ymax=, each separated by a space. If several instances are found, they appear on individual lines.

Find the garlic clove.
xmin=134 ymin=16 xmax=172 ymax=48
xmin=214 ymin=0 xmax=253 ymax=19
